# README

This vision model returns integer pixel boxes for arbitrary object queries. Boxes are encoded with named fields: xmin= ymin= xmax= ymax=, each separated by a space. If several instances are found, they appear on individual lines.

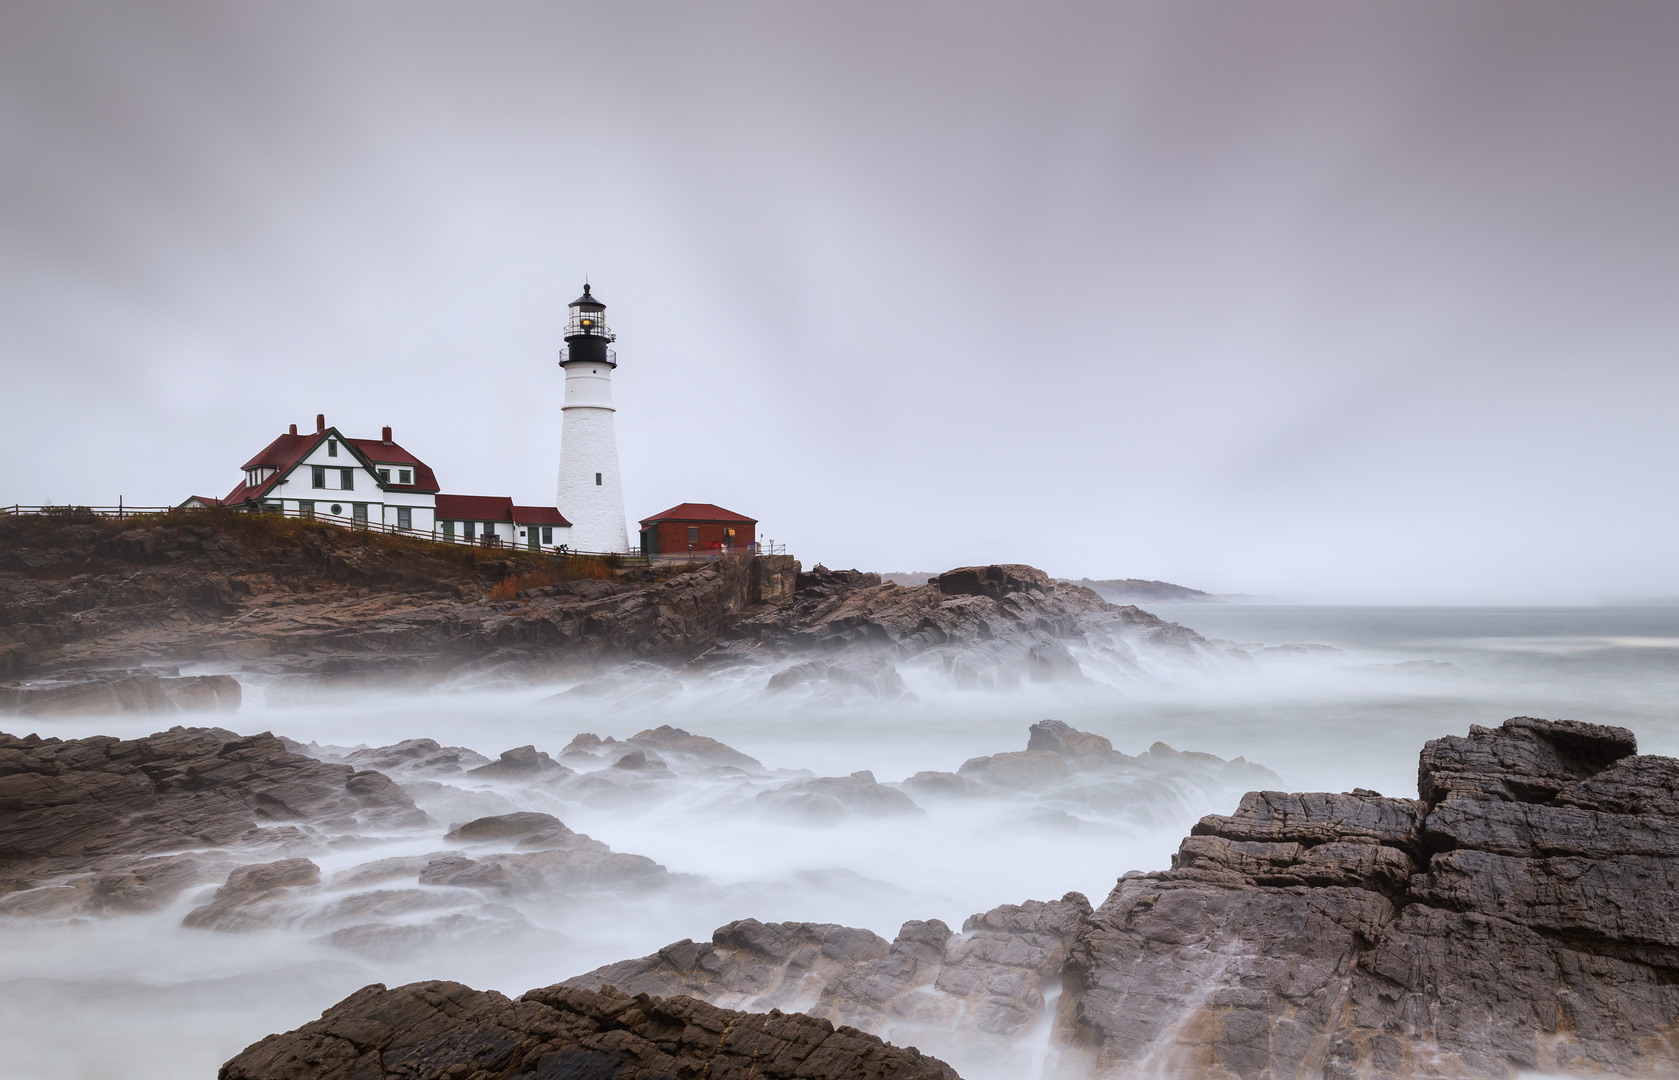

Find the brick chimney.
xmin=289 ymin=424 xmax=298 ymax=435
xmin=382 ymin=426 xmax=392 ymax=443
xmin=316 ymin=414 xmax=325 ymax=433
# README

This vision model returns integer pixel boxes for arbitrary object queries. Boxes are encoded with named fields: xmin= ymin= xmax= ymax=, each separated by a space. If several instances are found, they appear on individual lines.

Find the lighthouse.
xmin=555 ymin=283 xmax=630 ymax=553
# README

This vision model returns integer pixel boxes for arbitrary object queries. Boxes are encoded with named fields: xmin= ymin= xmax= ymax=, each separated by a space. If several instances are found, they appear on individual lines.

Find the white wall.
xmin=556 ymin=361 xmax=629 ymax=553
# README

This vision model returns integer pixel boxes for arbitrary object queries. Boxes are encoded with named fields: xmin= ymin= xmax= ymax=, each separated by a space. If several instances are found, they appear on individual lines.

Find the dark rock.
xmin=567 ymin=895 xmax=1093 ymax=1051
xmin=415 ymin=843 xmax=670 ymax=895
xmin=0 ymin=725 xmax=429 ymax=916
xmin=1027 ymin=718 xmax=1130 ymax=768
xmin=218 ymin=980 xmax=959 ymax=1080
xmin=757 ymin=771 xmax=923 ymax=823
xmin=467 ymin=745 xmax=570 ymax=778
xmin=623 ymin=724 xmax=763 ymax=770
xmin=444 ymin=812 xmax=568 ymax=843
xmin=0 ymin=671 xmax=241 ymax=716
xmin=342 ymin=738 xmax=491 ymax=776
xmin=1058 ymin=717 xmax=1679 ymax=1079
xmin=932 ymin=564 xmax=1051 ymax=600
xmin=182 ymin=857 xmax=322 ymax=932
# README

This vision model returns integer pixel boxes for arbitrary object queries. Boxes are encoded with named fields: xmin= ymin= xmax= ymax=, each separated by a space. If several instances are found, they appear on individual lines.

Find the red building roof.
xmin=512 ymin=505 xmax=571 ymax=526
xmin=240 ymin=432 xmax=318 ymax=472
xmin=639 ymin=502 xmax=757 ymax=526
xmin=347 ymin=438 xmax=440 ymax=492
xmin=436 ymin=494 xmax=516 ymax=522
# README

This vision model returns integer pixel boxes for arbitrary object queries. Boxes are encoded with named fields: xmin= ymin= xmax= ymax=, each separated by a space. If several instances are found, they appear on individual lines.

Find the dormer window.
xmin=399 ymin=469 xmax=411 ymax=484
xmin=378 ymin=469 xmax=390 ymax=484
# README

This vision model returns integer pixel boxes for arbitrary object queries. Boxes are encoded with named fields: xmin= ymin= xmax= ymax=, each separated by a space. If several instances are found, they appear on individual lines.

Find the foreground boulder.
xmin=219 ymin=980 xmax=959 ymax=1080
xmin=1059 ymin=716 xmax=1679 ymax=1078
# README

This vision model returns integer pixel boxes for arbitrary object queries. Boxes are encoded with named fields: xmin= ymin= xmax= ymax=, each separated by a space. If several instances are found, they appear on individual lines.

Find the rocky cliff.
xmin=0 ymin=510 xmax=797 ymax=691
xmin=1 ymin=512 xmax=1221 ymax=705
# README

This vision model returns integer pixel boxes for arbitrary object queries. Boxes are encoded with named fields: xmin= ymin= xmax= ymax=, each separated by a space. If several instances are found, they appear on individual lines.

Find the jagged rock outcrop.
xmin=0 ymin=725 xmax=429 ymax=914
xmin=0 ymin=669 xmax=241 ymax=716
xmin=560 ymin=725 xmax=765 ymax=771
xmin=219 ymin=980 xmax=960 ymax=1080
xmin=1058 ymin=717 xmax=1679 ymax=1079
xmin=708 ymin=563 xmax=1218 ymax=688
xmin=567 ymin=894 xmax=1092 ymax=1056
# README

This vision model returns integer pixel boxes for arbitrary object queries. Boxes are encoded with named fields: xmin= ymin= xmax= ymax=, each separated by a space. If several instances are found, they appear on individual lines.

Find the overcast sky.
xmin=2 ymin=2 xmax=1676 ymax=602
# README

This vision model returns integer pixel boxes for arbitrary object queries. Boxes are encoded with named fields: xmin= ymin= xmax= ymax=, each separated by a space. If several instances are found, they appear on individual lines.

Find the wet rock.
xmin=568 ymin=896 xmax=1093 ymax=1057
xmin=958 ymin=750 xmax=1070 ymax=790
xmin=610 ymin=750 xmax=666 ymax=771
xmin=1059 ymin=717 xmax=1679 ymax=1079
xmin=898 ymin=771 xmax=985 ymax=798
xmin=624 ymin=724 xmax=763 ymax=770
xmin=1027 ymin=719 xmax=1130 ymax=769
xmin=932 ymin=564 xmax=1051 ymax=600
xmin=443 ymin=812 xmax=569 ymax=843
xmin=467 ymin=745 xmax=571 ymax=779
xmin=766 ymin=655 xmax=911 ymax=703
xmin=757 ymin=771 xmax=923 ymax=823
xmin=416 ymin=843 xmax=671 ymax=896
xmin=219 ymin=980 xmax=960 ymax=1080
xmin=0 ymin=671 xmax=241 ymax=716
xmin=709 ymin=562 xmax=1222 ymax=688
xmin=182 ymin=857 xmax=322 ymax=932
xmin=0 ymin=725 xmax=430 ymax=912
xmin=342 ymin=738 xmax=491 ymax=776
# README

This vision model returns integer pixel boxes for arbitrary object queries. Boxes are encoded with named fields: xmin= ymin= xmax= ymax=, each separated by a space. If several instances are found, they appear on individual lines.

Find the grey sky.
xmin=2 ymin=2 xmax=1676 ymax=602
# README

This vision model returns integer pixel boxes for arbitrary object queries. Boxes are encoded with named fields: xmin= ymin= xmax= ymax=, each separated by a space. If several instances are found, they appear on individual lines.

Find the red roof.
xmin=436 ymin=494 xmax=515 ymax=522
xmin=231 ymin=432 xmax=321 ymax=502
xmin=347 ymin=438 xmax=440 ymax=492
xmin=240 ymin=432 xmax=318 ymax=471
xmin=639 ymin=502 xmax=757 ymax=525
xmin=512 ymin=505 xmax=571 ymax=526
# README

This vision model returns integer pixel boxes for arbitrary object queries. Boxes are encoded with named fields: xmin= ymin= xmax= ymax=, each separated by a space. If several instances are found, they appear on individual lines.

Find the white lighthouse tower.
xmin=555 ymin=283 xmax=630 ymax=553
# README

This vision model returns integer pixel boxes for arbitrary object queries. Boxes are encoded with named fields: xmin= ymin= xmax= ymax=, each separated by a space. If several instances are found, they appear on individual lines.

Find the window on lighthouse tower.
xmin=595 ymin=473 xmax=602 ymax=486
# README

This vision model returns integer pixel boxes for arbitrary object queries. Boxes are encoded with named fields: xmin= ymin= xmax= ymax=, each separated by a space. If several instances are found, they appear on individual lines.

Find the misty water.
xmin=6 ymin=604 xmax=1679 ymax=1080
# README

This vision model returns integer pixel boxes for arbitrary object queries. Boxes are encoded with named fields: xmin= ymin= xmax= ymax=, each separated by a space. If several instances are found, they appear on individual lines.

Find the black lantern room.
xmin=562 ymin=283 xmax=616 ymax=367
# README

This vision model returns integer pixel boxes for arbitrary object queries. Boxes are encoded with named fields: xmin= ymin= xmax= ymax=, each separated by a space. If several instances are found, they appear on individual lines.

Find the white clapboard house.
xmin=183 ymin=415 xmax=573 ymax=551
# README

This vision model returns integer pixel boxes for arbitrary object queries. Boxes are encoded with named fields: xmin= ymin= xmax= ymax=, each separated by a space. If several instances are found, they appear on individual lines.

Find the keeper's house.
xmin=639 ymin=503 xmax=757 ymax=556
xmin=183 ymin=414 xmax=573 ymax=550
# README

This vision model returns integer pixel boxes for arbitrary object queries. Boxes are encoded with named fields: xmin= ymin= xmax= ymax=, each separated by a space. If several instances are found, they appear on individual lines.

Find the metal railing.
xmin=558 ymin=345 xmax=617 ymax=365
xmin=0 ymin=503 xmax=169 ymax=519
xmin=642 ymin=540 xmax=786 ymax=563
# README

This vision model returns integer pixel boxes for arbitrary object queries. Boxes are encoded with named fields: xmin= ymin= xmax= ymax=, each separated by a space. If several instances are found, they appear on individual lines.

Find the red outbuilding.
xmin=639 ymin=503 xmax=757 ymax=556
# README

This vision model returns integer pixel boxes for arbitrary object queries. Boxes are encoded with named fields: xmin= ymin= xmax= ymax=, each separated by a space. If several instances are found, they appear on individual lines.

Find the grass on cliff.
xmin=5 ymin=507 xmax=563 ymax=578
xmin=488 ymin=556 xmax=619 ymax=601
